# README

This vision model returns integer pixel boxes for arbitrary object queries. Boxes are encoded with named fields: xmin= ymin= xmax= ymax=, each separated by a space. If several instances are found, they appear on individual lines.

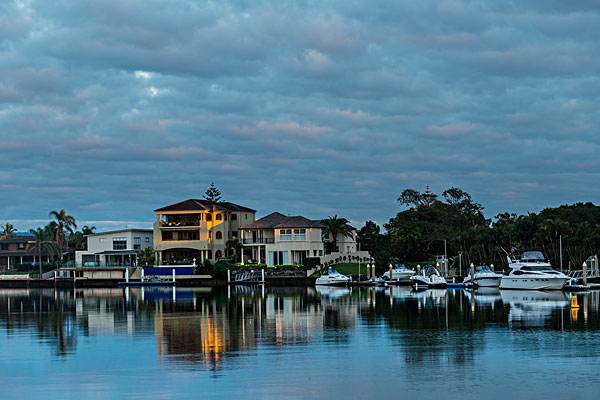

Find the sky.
xmin=2 ymin=0 xmax=600 ymax=232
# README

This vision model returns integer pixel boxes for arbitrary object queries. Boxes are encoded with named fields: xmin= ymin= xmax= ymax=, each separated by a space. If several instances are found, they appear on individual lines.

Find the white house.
xmin=241 ymin=212 xmax=325 ymax=267
xmin=75 ymin=229 xmax=153 ymax=267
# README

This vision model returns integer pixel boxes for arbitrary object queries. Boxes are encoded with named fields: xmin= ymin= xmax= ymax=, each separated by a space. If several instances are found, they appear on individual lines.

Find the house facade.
xmin=0 ymin=234 xmax=37 ymax=271
xmin=241 ymin=212 xmax=326 ymax=267
xmin=153 ymin=199 xmax=256 ymax=264
xmin=75 ymin=229 xmax=154 ymax=267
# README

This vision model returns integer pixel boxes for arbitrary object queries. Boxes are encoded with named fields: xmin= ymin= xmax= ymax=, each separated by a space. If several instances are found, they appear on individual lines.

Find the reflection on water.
xmin=2 ymin=287 xmax=600 ymax=399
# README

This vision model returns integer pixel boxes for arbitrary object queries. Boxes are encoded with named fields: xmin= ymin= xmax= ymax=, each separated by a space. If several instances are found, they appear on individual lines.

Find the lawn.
xmin=329 ymin=263 xmax=370 ymax=276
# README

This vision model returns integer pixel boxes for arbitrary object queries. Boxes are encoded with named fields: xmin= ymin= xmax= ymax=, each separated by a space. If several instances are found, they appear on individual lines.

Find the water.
xmin=1 ymin=286 xmax=599 ymax=399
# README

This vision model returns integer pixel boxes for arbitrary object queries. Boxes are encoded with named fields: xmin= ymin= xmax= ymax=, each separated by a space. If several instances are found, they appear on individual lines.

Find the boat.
xmin=499 ymin=250 xmax=569 ymax=290
xmin=315 ymin=267 xmax=351 ymax=286
xmin=382 ymin=263 xmax=415 ymax=284
xmin=409 ymin=265 xmax=447 ymax=289
xmin=464 ymin=265 xmax=503 ymax=288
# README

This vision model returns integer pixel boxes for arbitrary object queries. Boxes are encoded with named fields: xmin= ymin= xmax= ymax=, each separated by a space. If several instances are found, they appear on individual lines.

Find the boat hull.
xmin=315 ymin=279 xmax=349 ymax=286
xmin=499 ymin=276 xmax=568 ymax=290
xmin=474 ymin=277 xmax=502 ymax=288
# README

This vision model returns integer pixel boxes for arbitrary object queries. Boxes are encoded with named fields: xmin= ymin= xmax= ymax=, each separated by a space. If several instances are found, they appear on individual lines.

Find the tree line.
xmin=1 ymin=210 xmax=95 ymax=275
xmin=357 ymin=187 xmax=600 ymax=273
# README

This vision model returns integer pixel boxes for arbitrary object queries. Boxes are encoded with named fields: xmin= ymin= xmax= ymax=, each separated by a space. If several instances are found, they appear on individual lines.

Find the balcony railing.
xmin=160 ymin=221 xmax=201 ymax=228
xmin=242 ymin=238 xmax=275 ymax=244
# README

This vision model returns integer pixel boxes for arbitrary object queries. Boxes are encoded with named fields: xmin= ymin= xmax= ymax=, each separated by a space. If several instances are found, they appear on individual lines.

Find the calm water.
xmin=1 ymin=286 xmax=599 ymax=399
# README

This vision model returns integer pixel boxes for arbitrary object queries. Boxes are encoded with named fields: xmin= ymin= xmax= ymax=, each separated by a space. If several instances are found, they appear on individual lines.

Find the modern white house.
xmin=241 ymin=212 xmax=326 ymax=267
xmin=75 ymin=229 xmax=154 ymax=267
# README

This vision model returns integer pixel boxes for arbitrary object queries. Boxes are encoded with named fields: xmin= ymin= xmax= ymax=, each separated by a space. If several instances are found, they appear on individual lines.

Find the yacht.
xmin=315 ymin=267 xmax=351 ymax=286
xmin=499 ymin=250 xmax=569 ymax=290
xmin=409 ymin=265 xmax=447 ymax=289
xmin=464 ymin=265 xmax=503 ymax=288
xmin=382 ymin=263 xmax=415 ymax=283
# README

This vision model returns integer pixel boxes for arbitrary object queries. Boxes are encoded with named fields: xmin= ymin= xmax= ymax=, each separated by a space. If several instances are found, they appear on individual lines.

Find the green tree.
xmin=29 ymin=227 xmax=57 ymax=276
xmin=226 ymin=236 xmax=242 ymax=262
xmin=137 ymin=247 xmax=155 ymax=267
xmin=321 ymin=215 xmax=354 ymax=254
xmin=203 ymin=182 xmax=222 ymax=202
xmin=1 ymin=223 xmax=15 ymax=238
xmin=48 ymin=209 xmax=77 ymax=264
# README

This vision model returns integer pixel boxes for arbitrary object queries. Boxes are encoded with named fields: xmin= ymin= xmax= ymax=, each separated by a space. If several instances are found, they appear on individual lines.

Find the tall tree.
xmin=49 ymin=209 xmax=77 ymax=263
xmin=1 ymin=223 xmax=15 ymax=238
xmin=29 ymin=228 xmax=57 ymax=277
xmin=203 ymin=182 xmax=222 ymax=203
xmin=321 ymin=215 xmax=354 ymax=254
xmin=226 ymin=236 xmax=243 ymax=262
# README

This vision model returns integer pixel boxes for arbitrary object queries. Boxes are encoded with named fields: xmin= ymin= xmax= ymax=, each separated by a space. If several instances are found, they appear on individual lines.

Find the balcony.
xmin=242 ymin=238 xmax=274 ymax=244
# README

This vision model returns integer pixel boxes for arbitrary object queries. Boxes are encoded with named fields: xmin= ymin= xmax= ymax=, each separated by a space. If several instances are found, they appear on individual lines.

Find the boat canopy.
xmin=421 ymin=265 xmax=440 ymax=276
xmin=393 ymin=263 xmax=411 ymax=271
xmin=475 ymin=265 xmax=493 ymax=273
xmin=520 ymin=251 xmax=546 ymax=262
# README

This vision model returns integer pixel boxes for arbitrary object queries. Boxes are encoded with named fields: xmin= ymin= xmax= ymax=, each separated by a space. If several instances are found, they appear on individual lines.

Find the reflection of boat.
xmin=464 ymin=287 xmax=502 ymax=306
xmin=315 ymin=285 xmax=351 ymax=300
xmin=501 ymin=290 xmax=570 ymax=325
xmin=500 ymin=250 xmax=569 ymax=290
xmin=409 ymin=265 xmax=447 ymax=289
xmin=382 ymin=263 xmax=415 ymax=283
xmin=315 ymin=268 xmax=350 ymax=286
xmin=464 ymin=265 xmax=503 ymax=288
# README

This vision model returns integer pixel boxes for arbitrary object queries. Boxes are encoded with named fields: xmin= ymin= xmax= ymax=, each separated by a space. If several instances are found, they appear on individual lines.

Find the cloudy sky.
xmin=2 ymin=0 xmax=600 ymax=231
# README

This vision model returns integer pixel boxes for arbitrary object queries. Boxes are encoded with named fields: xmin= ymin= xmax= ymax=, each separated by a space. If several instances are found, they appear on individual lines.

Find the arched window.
xmin=216 ymin=231 xmax=223 ymax=240
xmin=216 ymin=214 xmax=223 ymax=221
xmin=215 ymin=250 xmax=222 ymax=259
xmin=205 ymin=213 xmax=212 ymax=221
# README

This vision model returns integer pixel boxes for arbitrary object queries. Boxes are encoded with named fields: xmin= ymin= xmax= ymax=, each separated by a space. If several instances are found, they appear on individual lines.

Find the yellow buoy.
xmin=571 ymin=296 xmax=580 ymax=309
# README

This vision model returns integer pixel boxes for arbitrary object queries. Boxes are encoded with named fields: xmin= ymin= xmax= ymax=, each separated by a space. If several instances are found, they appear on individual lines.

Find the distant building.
xmin=241 ymin=212 xmax=326 ymax=267
xmin=75 ymin=229 xmax=153 ymax=267
xmin=0 ymin=234 xmax=37 ymax=271
xmin=153 ymin=199 xmax=256 ymax=264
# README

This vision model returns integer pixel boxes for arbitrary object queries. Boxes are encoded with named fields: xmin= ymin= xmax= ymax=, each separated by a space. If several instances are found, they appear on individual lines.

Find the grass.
xmin=328 ymin=263 xmax=369 ymax=276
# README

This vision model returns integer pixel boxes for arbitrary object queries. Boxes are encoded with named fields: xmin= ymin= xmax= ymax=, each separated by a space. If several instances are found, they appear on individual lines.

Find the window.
xmin=314 ymin=250 xmax=318 ymax=257
xmin=215 ymin=231 xmax=223 ymax=240
xmin=280 ymin=229 xmax=292 ymax=241
xmin=216 ymin=214 xmax=223 ymax=221
xmin=18 ymin=243 xmax=25 ymax=250
xmin=208 ymin=231 xmax=212 ymax=239
xmin=0 ymin=244 xmax=8 ymax=250
xmin=206 ymin=213 xmax=212 ymax=221
xmin=215 ymin=250 xmax=222 ymax=259
xmin=293 ymin=228 xmax=306 ymax=240
xmin=245 ymin=214 xmax=248 ymax=220
xmin=178 ymin=230 xmax=199 ymax=241
xmin=133 ymin=237 xmax=141 ymax=250
xmin=113 ymin=237 xmax=127 ymax=250
xmin=231 ymin=213 xmax=237 ymax=221
xmin=99 ymin=237 xmax=106 ymax=243
xmin=145 ymin=237 xmax=150 ymax=243
xmin=162 ymin=231 xmax=174 ymax=241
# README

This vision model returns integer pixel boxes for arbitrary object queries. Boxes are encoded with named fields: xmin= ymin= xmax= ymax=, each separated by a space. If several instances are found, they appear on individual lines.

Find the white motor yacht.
xmin=409 ymin=265 xmax=447 ymax=289
xmin=315 ymin=267 xmax=351 ymax=286
xmin=382 ymin=263 xmax=415 ymax=283
xmin=499 ymin=250 xmax=569 ymax=290
xmin=464 ymin=265 xmax=503 ymax=288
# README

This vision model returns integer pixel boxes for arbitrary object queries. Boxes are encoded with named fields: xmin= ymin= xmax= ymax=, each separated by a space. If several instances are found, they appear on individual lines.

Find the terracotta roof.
xmin=245 ymin=212 xmax=324 ymax=229
xmin=154 ymin=199 xmax=255 ymax=213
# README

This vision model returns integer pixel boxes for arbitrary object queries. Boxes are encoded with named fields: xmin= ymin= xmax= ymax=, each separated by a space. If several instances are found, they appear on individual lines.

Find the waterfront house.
xmin=0 ymin=233 xmax=54 ymax=271
xmin=241 ymin=212 xmax=326 ymax=267
xmin=75 ymin=229 xmax=153 ymax=267
xmin=153 ymin=199 xmax=256 ymax=264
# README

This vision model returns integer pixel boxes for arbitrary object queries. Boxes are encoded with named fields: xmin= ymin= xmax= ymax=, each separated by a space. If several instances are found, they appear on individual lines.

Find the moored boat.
xmin=464 ymin=265 xmax=503 ymax=288
xmin=382 ymin=263 xmax=415 ymax=284
xmin=315 ymin=267 xmax=351 ymax=286
xmin=409 ymin=265 xmax=447 ymax=289
xmin=499 ymin=250 xmax=569 ymax=290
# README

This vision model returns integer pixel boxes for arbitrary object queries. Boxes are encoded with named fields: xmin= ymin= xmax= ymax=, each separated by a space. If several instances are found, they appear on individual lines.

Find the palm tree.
xmin=321 ymin=215 xmax=354 ymax=254
xmin=1 ymin=223 xmax=15 ymax=238
xmin=226 ymin=236 xmax=243 ymax=262
xmin=137 ymin=247 xmax=155 ymax=267
xmin=49 ymin=209 xmax=77 ymax=264
xmin=81 ymin=225 xmax=96 ymax=235
xmin=29 ymin=228 xmax=57 ymax=277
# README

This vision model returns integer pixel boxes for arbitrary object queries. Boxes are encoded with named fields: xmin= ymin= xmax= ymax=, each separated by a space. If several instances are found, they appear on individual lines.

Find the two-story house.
xmin=241 ymin=212 xmax=325 ymax=267
xmin=153 ymin=199 xmax=256 ymax=264
xmin=75 ymin=229 xmax=154 ymax=267
xmin=0 ymin=233 xmax=36 ymax=270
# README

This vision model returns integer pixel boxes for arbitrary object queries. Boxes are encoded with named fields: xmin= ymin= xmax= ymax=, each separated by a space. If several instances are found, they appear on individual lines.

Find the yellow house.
xmin=153 ymin=199 xmax=256 ymax=264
